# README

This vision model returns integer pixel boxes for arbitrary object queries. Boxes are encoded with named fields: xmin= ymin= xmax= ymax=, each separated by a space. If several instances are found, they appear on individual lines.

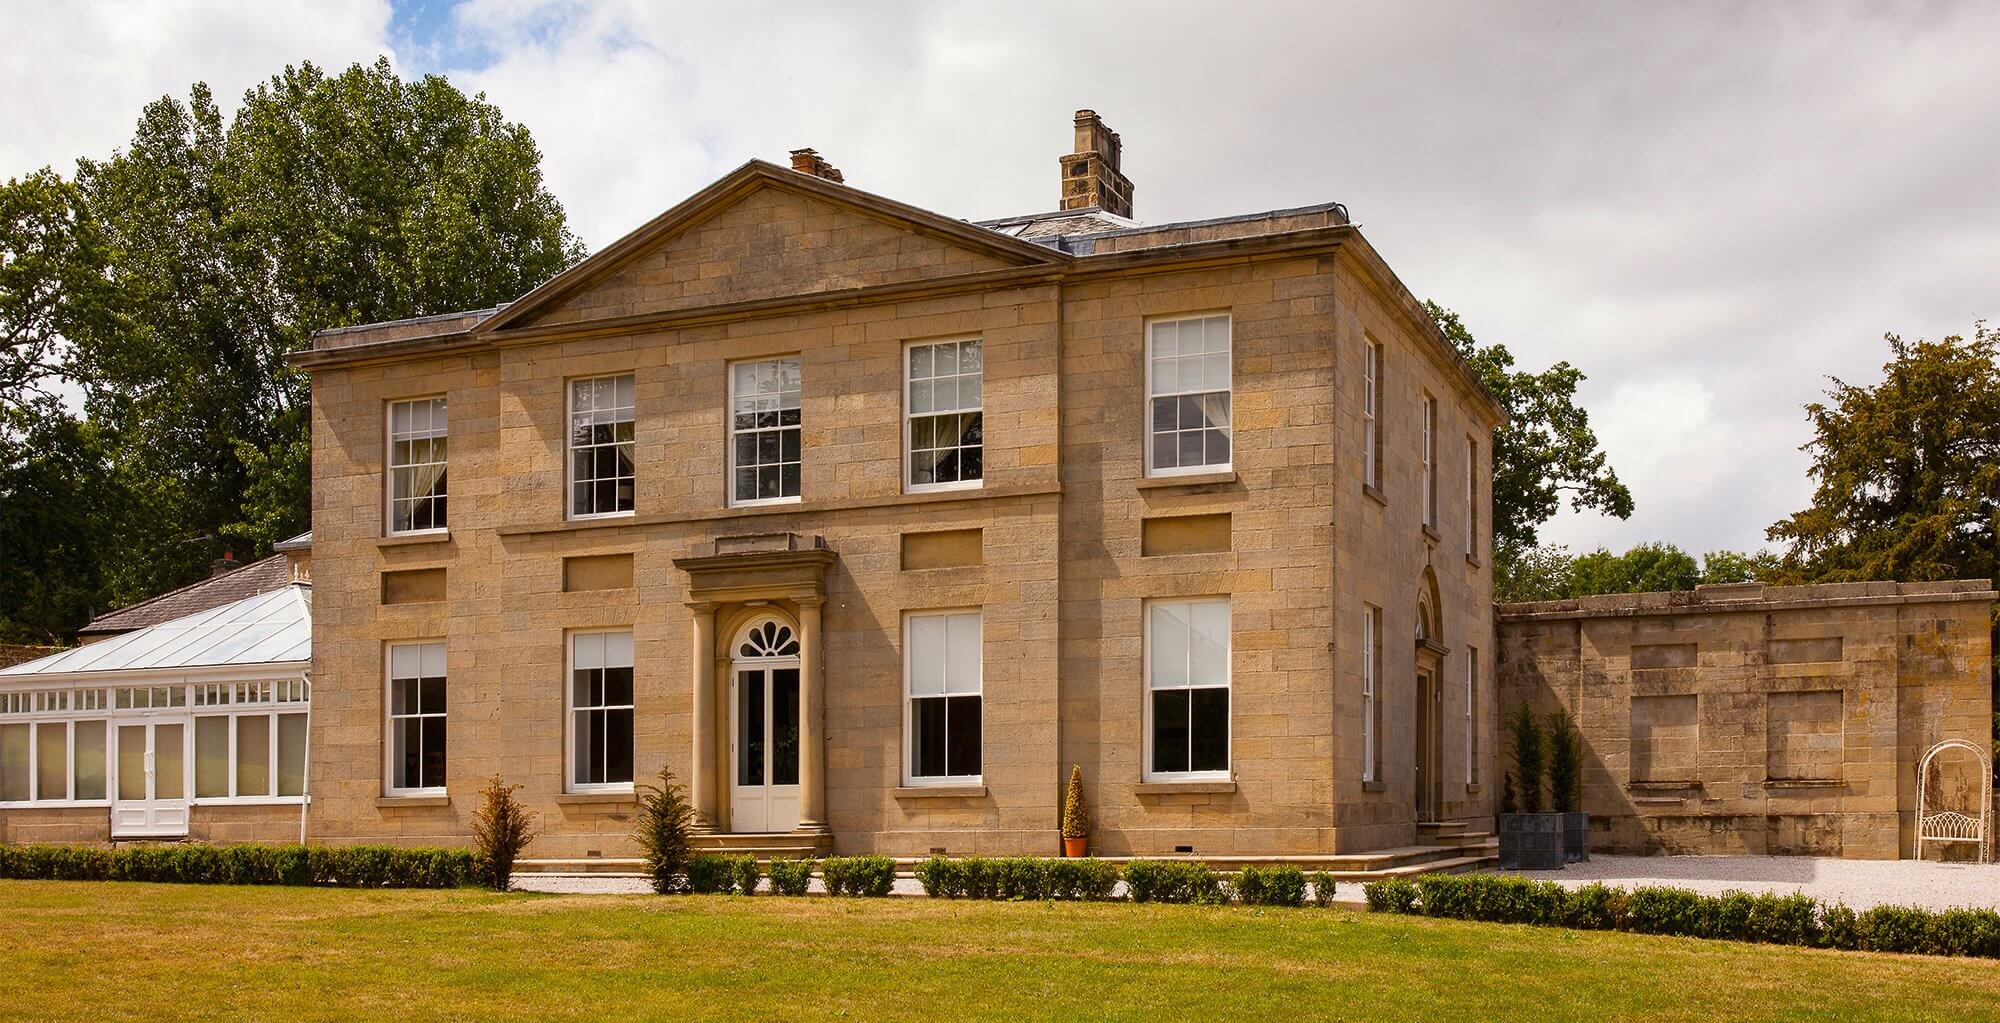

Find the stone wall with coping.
xmin=1497 ymin=580 xmax=1994 ymax=859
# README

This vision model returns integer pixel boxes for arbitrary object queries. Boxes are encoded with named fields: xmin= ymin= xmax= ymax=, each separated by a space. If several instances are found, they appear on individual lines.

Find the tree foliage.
xmin=1428 ymin=302 xmax=1633 ymax=572
xmin=1766 ymin=324 xmax=2000 ymax=588
xmin=0 ymin=58 xmax=583 ymax=636
xmin=1496 ymin=541 xmax=1780 ymax=603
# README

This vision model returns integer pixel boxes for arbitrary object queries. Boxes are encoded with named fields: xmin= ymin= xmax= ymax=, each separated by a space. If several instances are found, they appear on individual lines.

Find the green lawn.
xmin=1 ymin=881 xmax=1994 ymax=1022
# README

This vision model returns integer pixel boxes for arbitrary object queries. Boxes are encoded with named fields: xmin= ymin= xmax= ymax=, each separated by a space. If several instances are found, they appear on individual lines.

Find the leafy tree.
xmin=1428 ymin=303 xmax=1633 ymax=576
xmin=1 ymin=169 xmax=119 ymax=415
xmin=1767 ymin=324 xmax=1999 ymax=587
xmin=1498 ymin=541 xmax=1781 ymax=602
xmin=49 ymin=58 xmax=584 ymax=608
xmin=0 ymin=404 xmax=121 ymax=643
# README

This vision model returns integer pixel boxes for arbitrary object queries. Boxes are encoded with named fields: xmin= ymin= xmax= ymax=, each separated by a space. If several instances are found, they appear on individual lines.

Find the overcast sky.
xmin=4 ymin=1 xmax=1995 ymax=555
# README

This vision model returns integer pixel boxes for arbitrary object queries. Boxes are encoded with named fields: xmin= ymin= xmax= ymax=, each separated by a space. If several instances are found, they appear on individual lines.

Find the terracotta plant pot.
xmin=1063 ymin=837 xmax=1088 ymax=858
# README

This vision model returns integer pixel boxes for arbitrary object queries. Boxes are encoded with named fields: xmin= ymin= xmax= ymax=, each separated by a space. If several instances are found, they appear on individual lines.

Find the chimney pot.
xmin=211 ymin=551 xmax=241 ymax=578
xmin=788 ymin=148 xmax=845 ymax=184
xmin=1061 ymin=110 xmax=1133 ymax=217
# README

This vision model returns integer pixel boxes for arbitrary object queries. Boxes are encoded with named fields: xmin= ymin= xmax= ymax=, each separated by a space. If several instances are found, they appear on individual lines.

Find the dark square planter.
xmin=1562 ymin=811 xmax=1591 ymax=863
xmin=1498 ymin=812 xmax=1565 ymax=871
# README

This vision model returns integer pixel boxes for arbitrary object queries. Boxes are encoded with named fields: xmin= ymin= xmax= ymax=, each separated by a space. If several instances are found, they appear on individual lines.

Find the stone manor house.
xmin=2 ymin=113 xmax=1990 ymax=866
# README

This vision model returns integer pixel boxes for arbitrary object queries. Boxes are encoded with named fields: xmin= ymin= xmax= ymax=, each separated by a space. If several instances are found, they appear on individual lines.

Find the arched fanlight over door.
xmin=737 ymin=619 xmax=800 ymax=659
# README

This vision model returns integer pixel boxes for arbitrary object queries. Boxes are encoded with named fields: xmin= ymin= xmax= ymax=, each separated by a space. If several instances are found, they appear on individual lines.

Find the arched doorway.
xmin=729 ymin=615 xmax=802 ymax=832
xmin=1414 ymin=570 xmax=1445 ymax=822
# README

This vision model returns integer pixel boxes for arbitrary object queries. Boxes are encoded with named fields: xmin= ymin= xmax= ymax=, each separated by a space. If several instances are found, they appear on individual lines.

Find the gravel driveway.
xmin=516 ymin=855 xmax=2000 ymax=912
xmin=1500 ymin=854 xmax=2000 ymax=912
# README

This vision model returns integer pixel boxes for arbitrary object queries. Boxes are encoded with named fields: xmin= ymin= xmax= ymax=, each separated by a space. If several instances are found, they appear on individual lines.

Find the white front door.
xmin=112 ymin=718 xmax=189 ymax=838
xmin=729 ymin=666 xmax=801 ymax=832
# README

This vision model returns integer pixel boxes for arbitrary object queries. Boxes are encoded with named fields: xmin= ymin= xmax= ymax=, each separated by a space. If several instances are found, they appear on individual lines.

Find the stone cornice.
xmin=1496 ymin=581 xmax=1998 ymax=623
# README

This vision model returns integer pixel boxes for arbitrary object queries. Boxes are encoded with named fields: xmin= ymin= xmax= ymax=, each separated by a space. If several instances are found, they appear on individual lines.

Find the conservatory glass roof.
xmin=0 ymin=585 xmax=311 ymax=679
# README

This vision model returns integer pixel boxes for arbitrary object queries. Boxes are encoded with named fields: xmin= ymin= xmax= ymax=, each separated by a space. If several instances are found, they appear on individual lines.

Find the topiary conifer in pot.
xmin=1061 ymin=765 xmax=1090 ymax=857
xmin=1498 ymin=704 xmax=1563 ymax=871
xmin=1546 ymin=710 xmax=1590 ymax=863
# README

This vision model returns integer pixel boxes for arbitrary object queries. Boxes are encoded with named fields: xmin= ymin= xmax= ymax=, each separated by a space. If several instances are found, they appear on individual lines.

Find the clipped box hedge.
xmin=0 ymin=842 xmax=478 ymax=889
xmin=1365 ymin=873 xmax=2000 ymax=959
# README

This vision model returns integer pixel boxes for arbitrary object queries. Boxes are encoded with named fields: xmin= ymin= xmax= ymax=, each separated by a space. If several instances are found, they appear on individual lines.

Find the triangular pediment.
xmin=481 ymin=163 xmax=1064 ymax=333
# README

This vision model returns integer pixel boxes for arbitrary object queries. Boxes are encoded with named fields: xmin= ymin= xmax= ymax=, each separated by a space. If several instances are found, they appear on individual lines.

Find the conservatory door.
xmin=729 ymin=666 xmax=801 ymax=833
xmin=112 ymin=718 xmax=189 ymax=838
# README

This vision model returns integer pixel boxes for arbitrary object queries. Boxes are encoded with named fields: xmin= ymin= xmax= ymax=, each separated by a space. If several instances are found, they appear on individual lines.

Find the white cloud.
xmin=0 ymin=1 xmax=396 ymax=177
xmin=5 ymin=1 xmax=1996 ymax=557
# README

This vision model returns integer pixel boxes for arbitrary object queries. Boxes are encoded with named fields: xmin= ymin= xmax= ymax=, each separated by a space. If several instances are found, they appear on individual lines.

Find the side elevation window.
xmin=1363 ymin=605 xmax=1382 ymax=783
xmin=1147 ymin=314 xmax=1231 ymax=476
xmin=570 ymin=374 xmax=636 ymax=518
xmin=905 ymin=610 xmax=982 ymax=783
xmin=1363 ymin=340 xmax=1382 ymax=489
xmin=907 ymin=338 xmax=983 ymax=491
xmin=1465 ymin=436 xmax=1478 ymax=558
xmin=729 ymin=358 xmax=802 ymax=506
xmin=570 ymin=631 xmax=635 ymax=790
xmin=1420 ymin=396 xmax=1438 ymax=528
xmin=1146 ymin=598 xmax=1230 ymax=779
xmin=386 ymin=642 xmax=446 ymax=794
xmin=1465 ymin=646 xmax=1479 ymax=786
xmin=387 ymin=397 xmax=448 ymax=535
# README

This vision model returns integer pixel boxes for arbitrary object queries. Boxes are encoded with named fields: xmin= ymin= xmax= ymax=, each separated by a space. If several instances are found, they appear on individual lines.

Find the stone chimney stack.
xmin=1060 ymin=109 xmax=1133 ymax=218
xmin=788 ymin=148 xmax=845 ymax=183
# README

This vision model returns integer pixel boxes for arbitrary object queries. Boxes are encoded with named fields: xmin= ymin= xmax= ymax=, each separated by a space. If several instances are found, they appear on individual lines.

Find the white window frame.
xmin=901 ymin=609 xmax=984 ymax=786
xmin=0 ymin=715 xmax=107 ymax=806
xmin=1144 ymin=313 xmax=1233 ymax=478
xmin=384 ymin=641 xmax=447 ymax=796
xmin=567 ymin=374 xmax=637 ymax=521
xmin=1465 ymin=646 xmax=1479 ymax=786
xmin=385 ymin=396 xmax=449 ymax=537
xmin=904 ymin=337 xmax=985 ymax=494
xmin=192 ymin=707 xmax=309 ymax=805
xmin=726 ymin=357 xmax=803 ymax=508
xmin=1362 ymin=607 xmax=1378 ymax=783
xmin=1142 ymin=597 xmax=1232 ymax=782
xmin=567 ymin=630 xmax=637 ymax=794
xmin=0 ymin=681 xmax=306 ymax=808
xmin=1421 ymin=395 xmax=1438 ymax=528
xmin=1363 ymin=340 xmax=1380 ymax=488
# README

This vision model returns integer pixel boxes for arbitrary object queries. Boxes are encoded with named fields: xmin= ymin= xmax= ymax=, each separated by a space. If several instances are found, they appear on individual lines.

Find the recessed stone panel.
xmin=1768 ymin=637 xmax=1843 ymax=664
xmin=1140 ymin=513 xmax=1231 ymax=557
xmin=563 ymin=553 xmax=634 ymax=592
xmin=900 ymin=528 xmax=983 ymax=570
xmin=380 ymin=567 xmax=446 ymax=605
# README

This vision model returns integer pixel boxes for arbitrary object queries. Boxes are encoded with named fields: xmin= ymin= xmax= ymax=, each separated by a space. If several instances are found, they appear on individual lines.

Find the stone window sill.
xmin=1134 ymin=780 xmax=1236 ymax=795
xmin=1422 ymin=524 xmax=1442 ymax=543
xmin=1361 ymin=780 xmax=1387 ymax=793
xmin=1765 ymin=778 xmax=1844 ymax=790
xmin=1362 ymin=482 xmax=1386 ymax=507
xmin=556 ymin=791 xmax=638 ymax=806
xmin=378 ymin=531 xmax=451 ymax=549
xmin=1135 ymin=470 xmax=1238 ymax=493
xmin=892 ymin=785 xmax=988 ymax=799
xmin=1464 ymin=784 xmax=1482 ymax=795
xmin=1466 ymin=553 xmax=1482 ymax=569
xmin=375 ymin=795 xmax=450 ymax=808
xmin=1628 ymin=780 xmax=1701 ymax=792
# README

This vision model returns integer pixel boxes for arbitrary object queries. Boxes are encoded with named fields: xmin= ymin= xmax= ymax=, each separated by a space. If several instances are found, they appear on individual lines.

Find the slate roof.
xmin=78 ymin=552 xmax=297 ymax=639
xmin=1 ymin=585 xmax=311 ymax=679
